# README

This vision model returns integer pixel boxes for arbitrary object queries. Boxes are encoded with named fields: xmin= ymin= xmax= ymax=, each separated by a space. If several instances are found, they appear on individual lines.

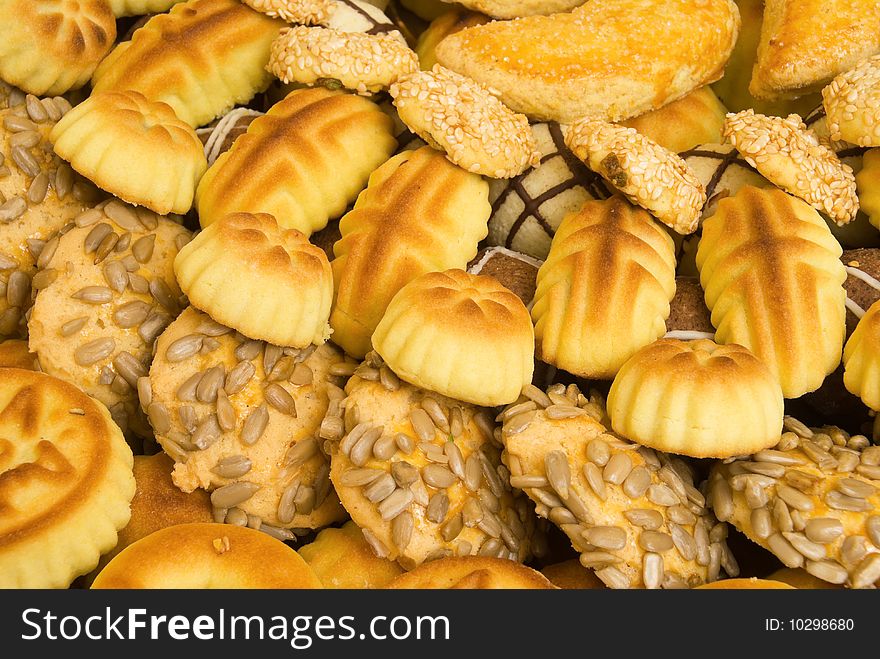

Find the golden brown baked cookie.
xmin=91 ymin=522 xmax=323 ymax=588
xmin=243 ymin=0 xmax=331 ymax=24
xmin=326 ymin=356 xmax=538 ymax=569
xmin=767 ymin=567 xmax=844 ymax=589
xmin=372 ymin=270 xmax=534 ymax=407
xmin=467 ymin=247 xmax=541 ymax=307
xmin=607 ymin=339 xmax=784 ymax=458
xmin=709 ymin=419 xmax=880 ymax=588
xmin=540 ymin=559 xmax=606 ymax=589
xmin=500 ymin=382 xmax=736 ymax=589
xmin=0 ymin=368 xmax=134 ymax=588
xmin=298 ymin=521 xmax=404 ymax=588
xmin=386 ymin=556 xmax=556 ymax=589
xmin=532 ymin=196 xmax=677 ymax=380
xmin=447 ymin=0 xmax=582 ymax=19
xmin=146 ymin=306 xmax=349 ymax=532
xmin=696 ymin=186 xmax=847 ymax=398
xmin=680 ymin=143 xmax=770 ymax=220
xmin=750 ymin=0 xmax=880 ymax=100
xmin=196 ymin=87 xmax=396 ymax=236
xmin=856 ymin=149 xmax=880 ymax=230
xmin=415 ymin=8 xmax=489 ymax=71
xmin=50 ymin=91 xmax=207 ymax=215
xmin=434 ymin=0 xmax=740 ymax=124
xmin=0 ymin=0 xmax=116 ymax=96
xmin=330 ymin=146 xmax=489 ymax=359
xmin=174 ymin=212 xmax=333 ymax=348
xmin=843 ymin=299 xmax=880 ymax=410
xmin=27 ymin=201 xmax=191 ymax=436
xmin=695 ymin=578 xmax=794 ymax=589
xmin=91 ymin=0 xmax=284 ymax=127
xmin=823 ymin=55 xmax=880 ymax=147
xmin=0 ymin=340 xmax=37 ymax=370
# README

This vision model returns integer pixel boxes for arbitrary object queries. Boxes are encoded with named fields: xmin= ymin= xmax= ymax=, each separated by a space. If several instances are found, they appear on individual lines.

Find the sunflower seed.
xmin=165 ymin=334 xmax=203 ymax=362
xmin=0 ymin=254 xmax=16 ymax=270
xmin=4 ymin=115 xmax=36 ymax=132
xmin=0 ymin=196 xmax=26 ymax=222
xmin=426 ymin=492 xmax=449 ymax=523
xmin=409 ymin=408 xmax=435 ymax=442
xmin=645 ymin=483 xmax=677 ymax=507
xmin=240 ymin=404 xmax=269 ymax=445
xmin=770 ymin=498 xmax=793 ymax=534
xmin=340 ymin=423 xmax=368 ymax=456
xmin=113 ymin=351 xmax=146 ymax=386
xmin=479 ymin=453 xmax=503 ymax=497
xmin=235 ymin=339 xmax=263 ymax=361
xmin=364 ymin=473 xmax=396 ymax=502
xmin=98 ymin=366 xmax=115 ymax=385
xmin=212 ymin=455 xmax=252 ymax=479
xmin=59 ymin=316 xmax=87 ymax=337
xmin=328 ymin=362 xmax=357 ymax=377
xmin=25 ymin=172 xmax=49 ymax=204
xmin=774 ymin=483 xmax=815 ymax=512
xmin=25 ymin=94 xmax=47 ymax=122
xmin=128 ymin=233 xmax=156 ymax=263
xmin=361 ymin=528 xmax=389 ymax=558
xmin=225 ymin=507 xmax=248 ymax=526
xmin=850 ymin=554 xmax=880 ymax=589
xmin=464 ymin=453 xmax=482 ymax=491
xmin=782 ymin=531 xmax=826 ymax=561
xmin=619 ymin=465 xmax=650 ymax=499
xmin=391 ymin=511 xmax=414 ymax=551
xmin=742 ymin=461 xmax=786 ymax=478
xmin=710 ymin=477 xmax=734 ymax=521
xmin=355 ymin=365 xmax=379 ymax=381
xmin=93 ymin=231 xmax=119 ymax=263
xmin=74 ymin=337 xmax=115 ymax=365
xmin=753 ymin=449 xmax=804 ymax=466
xmin=473 ymin=410 xmax=495 ymax=442
xmin=856 ymin=464 xmax=880 ymax=479
xmin=211 ymin=389 xmax=235 ymax=432
xmin=594 ymin=566 xmax=628 ymax=588
xmin=218 ymin=361 xmax=254 ymax=397
xmin=72 ymin=285 xmax=113 ymax=305
xmin=319 ymin=415 xmax=344 ymax=441
xmin=54 ymin=163 xmax=73 ymax=199
xmin=421 ymin=397 xmax=449 ymax=433
xmin=260 ymin=344 xmax=282 ymax=376
xmin=580 ymin=551 xmax=622 ymax=569
xmin=504 ymin=410 xmax=535 ymax=435
xmin=260 ymin=525 xmax=295 ymax=542
xmin=581 ymin=461 xmax=607 ymax=500
xmin=642 ymin=553 xmax=663 ymax=589
xmin=836 ymin=477 xmax=875 ymax=499
xmin=11 ymin=146 xmax=39 ymax=176
xmin=583 ymin=526 xmax=626 ymax=550
xmin=767 ymin=533 xmax=804 ymax=568
xmin=192 ymin=415 xmax=221 ymax=450
xmin=410 ymin=479 xmax=429 ymax=506
xmin=509 ymin=475 xmax=548 ymax=489
xmin=4 ymin=271 xmax=28 ymax=308
xmin=127 ymin=273 xmax=149 ymax=295
xmin=196 ymin=365 xmax=224 ymax=403
xmin=134 ymin=207 xmax=158 ymax=230
xmin=842 ymin=536 xmax=868 ymax=567
xmin=522 ymin=384 xmax=551 ymax=408
xmin=540 ymin=450 xmax=570 ymax=499
xmin=498 ymin=400 xmax=537 ymax=423
xmin=378 ymin=488 xmax=414 ymax=520
xmin=804 ymin=560 xmax=848 ymax=585
xmin=211 ymin=481 xmax=260 ymax=508
xmin=826 ymin=490 xmax=872 ymax=512
xmin=800 ymin=518 xmax=842 ymax=546
xmin=422 ymin=464 xmax=456 ymax=489
xmin=395 ymin=433 xmax=414 ymax=454
xmin=457 ymin=498 xmax=481 ymax=527
xmin=862 ymin=446 xmax=880 ymax=465
xmin=747 ymin=506 xmax=772 ymax=539
xmin=338 ymin=468 xmax=382 ymax=488
xmin=294 ymin=485 xmax=315 ymax=515
xmin=349 ymin=425 xmax=382 ymax=466
xmin=102 ymin=200 xmax=142 ymax=232
xmin=602 ymin=453 xmax=632 ymax=485
xmin=441 ymin=513 xmax=464 ymax=541
xmin=638 ymin=530 xmax=672 ymax=553
xmin=619 ymin=509 xmax=660 ymax=532
xmin=149 ymin=278 xmax=177 ymax=311
xmin=391 ymin=461 xmax=419 ymax=487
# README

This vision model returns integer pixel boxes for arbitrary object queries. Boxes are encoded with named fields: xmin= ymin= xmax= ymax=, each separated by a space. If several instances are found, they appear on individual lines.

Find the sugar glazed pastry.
xmin=532 ymin=196 xmax=677 ymax=380
xmin=91 ymin=0 xmax=284 ymax=127
xmin=500 ymin=382 xmax=736 ymax=589
xmin=27 ymin=201 xmax=191 ymax=436
xmin=709 ymin=419 xmax=880 ymax=588
xmin=434 ymin=0 xmax=741 ymax=124
xmin=196 ymin=87 xmax=396 ymax=235
xmin=385 ymin=556 xmax=556 ymax=588
xmin=0 ymin=368 xmax=135 ymax=588
xmin=696 ymin=186 xmax=847 ymax=398
xmin=146 ymin=306 xmax=349 ymax=533
xmin=0 ymin=0 xmax=116 ymax=97
xmin=330 ymin=146 xmax=489 ymax=359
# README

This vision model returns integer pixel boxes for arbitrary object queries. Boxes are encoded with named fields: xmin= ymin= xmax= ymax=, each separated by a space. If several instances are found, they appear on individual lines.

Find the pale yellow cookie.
xmin=386 ymin=556 xmax=556 ymax=589
xmin=298 ymin=521 xmax=404 ymax=588
xmin=843 ymin=299 xmax=880 ymax=410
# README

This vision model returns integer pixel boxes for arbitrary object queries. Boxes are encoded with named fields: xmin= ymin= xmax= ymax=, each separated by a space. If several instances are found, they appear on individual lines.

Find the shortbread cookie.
xmin=243 ymin=0 xmax=332 ymax=24
xmin=0 ymin=368 xmax=134 ymax=588
xmin=608 ymin=339 xmax=784 ymax=458
xmin=372 ymin=270 xmax=534 ymax=407
xmin=696 ymin=578 xmax=794 ymax=589
xmin=565 ymin=119 xmax=706 ymax=234
xmin=386 ymin=556 xmax=555 ymax=589
xmin=540 ymin=559 xmax=606 ymax=589
xmin=415 ymin=8 xmax=489 ymax=71
xmin=500 ymin=382 xmax=736 ymax=589
xmin=91 ymin=0 xmax=284 ymax=127
xmin=532 ymin=196 xmax=676 ymax=380
xmin=857 ymin=149 xmax=880 ymax=231
xmin=51 ymin=91 xmax=207 ymax=215
xmin=767 ymin=567 xmax=844 ymax=589
xmin=298 ymin=521 xmax=404 ymax=588
xmin=0 ymin=340 xmax=37 ymax=370
xmin=391 ymin=66 xmax=539 ymax=179
xmin=27 ymin=201 xmax=191 ymax=436
xmin=446 ymin=0 xmax=581 ymax=20
xmin=331 ymin=147 xmax=489 ymax=359
xmin=196 ymin=87 xmax=396 ymax=235
xmin=326 ymin=358 xmax=537 ymax=569
xmin=680 ymin=143 xmax=771 ymax=219
xmin=843 ymin=300 xmax=880 ymax=410
xmin=709 ymin=420 xmax=880 ymax=588
xmin=823 ymin=55 xmax=880 ymax=147
xmin=0 ymin=0 xmax=116 ymax=96
xmin=147 ymin=306 xmax=350 ymax=531
xmin=174 ymin=212 xmax=333 ymax=348
xmin=108 ymin=0 xmax=186 ymax=16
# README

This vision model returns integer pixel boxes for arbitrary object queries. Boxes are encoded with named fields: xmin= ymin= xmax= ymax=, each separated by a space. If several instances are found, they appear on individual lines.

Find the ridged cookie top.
xmin=0 ymin=0 xmax=116 ymax=96
xmin=696 ymin=185 xmax=847 ymax=398
xmin=532 ymin=195 xmax=676 ymax=380
xmin=91 ymin=0 xmax=283 ymax=127
xmin=843 ymin=300 xmax=880 ymax=410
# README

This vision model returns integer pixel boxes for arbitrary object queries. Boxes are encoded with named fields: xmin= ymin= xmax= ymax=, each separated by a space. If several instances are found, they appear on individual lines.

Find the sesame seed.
xmin=822 ymin=54 xmax=880 ymax=148
xmin=242 ymin=0 xmax=332 ymax=25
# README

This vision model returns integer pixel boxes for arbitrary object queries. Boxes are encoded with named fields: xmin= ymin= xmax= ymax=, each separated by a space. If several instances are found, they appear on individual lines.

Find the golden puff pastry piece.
xmin=532 ymin=196 xmax=677 ymax=380
xmin=750 ymin=0 xmax=880 ymax=101
xmin=373 ymin=269 xmax=534 ymax=407
xmin=843 ymin=299 xmax=880 ymax=410
xmin=174 ymin=212 xmax=332 ymax=348
xmin=50 ymin=91 xmax=207 ymax=215
xmin=107 ymin=0 xmax=186 ymax=16
xmin=696 ymin=186 xmax=847 ymax=398
xmin=0 ymin=368 xmax=135 ymax=588
xmin=330 ymin=146 xmax=489 ymax=359
xmin=91 ymin=0 xmax=284 ymax=128
xmin=196 ymin=87 xmax=395 ymax=236
xmin=0 ymin=0 xmax=116 ymax=96
xmin=709 ymin=420 xmax=880 ymax=588
xmin=565 ymin=120 xmax=706 ymax=235
xmin=823 ymin=55 xmax=880 ymax=147
xmin=298 ymin=521 xmax=404 ymax=588
xmin=607 ymin=339 xmax=784 ymax=458
xmin=386 ymin=556 xmax=556 ymax=589
xmin=434 ymin=0 xmax=741 ymax=124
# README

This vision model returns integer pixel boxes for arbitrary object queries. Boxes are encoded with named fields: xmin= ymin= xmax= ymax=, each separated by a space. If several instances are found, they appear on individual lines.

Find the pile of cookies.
xmin=0 ymin=0 xmax=878 ymax=591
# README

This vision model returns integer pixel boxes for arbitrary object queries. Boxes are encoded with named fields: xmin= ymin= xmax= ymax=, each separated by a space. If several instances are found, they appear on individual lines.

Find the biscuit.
xmin=108 ymin=0 xmax=186 ymax=16
xmin=330 ymin=146 xmax=489 ymax=359
xmin=450 ymin=0 xmax=582 ymax=19
xmin=434 ymin=0 xmax=740 ymax=124
xmin=540 ymin=559 xmax=606 ymax=589
xmin=607 ymin=339 xmax=784 ymax=458
xmin=565 ymin=120 xmax=706 ymax=235
xmin=91 ymin=522 xmax=323 ymax=588
xmin=856 ymin=149 xmax=880 ymax=230
xmin=709 ymin=420 xmax=880 ymax=588
xmin=723 ymin=110 xmax=858 ymax=225
xmin=500 ymin=382 xmax=736 ymax=589
xmin=680 ymin=143 xmax=770 ymax=220
xmin=696 ymin=186 xmax=847 ymax=398
xmin=0 ymin=368 xmax=134 ymax=588
xmin=415 ymin=8 xmax=489 ymax=71
xmin=91 ymin=0 xmax=284 ymax=127
xmin=298 ymin=521 xmax=404 ymax=588
xmin=695 ymin=578 xmax=794 ymax=589
xmin=146 ymin=306 xmax=350 ymax=531
xmin=386 ymin=556 xmax=556 ymax=589
xmin=843 ymin=300 xmax=880 ymax=410
xmin=0 ymin=340 xmax=37 ymax=370
xmin=196 ymin=87 xmax=396 ymax=236
xmin=467 ymin=247 xmax=542 ymax=307
xmin=766 ymin=567 xmax=844 ymax=589
xmin=532 ymin=196 xmax=677 ymax=380
xmin=27 ymin=201 xmax=192 ymax=437
xmin=823 ymin=56 xmax=880 ymax=147
xmin=325 ymin=359 xmax=538 ymax=569
xmin=0 ymin=0 xmax=116 ymax=96
xmin=243 ymin=0 xmax=332 ymax=24
xmin=174 ymin=212 xmax=333 ymax=348
xmin=390 ymin=65 xmax=539 ymax=179
xmin=50 ymin=91 xmax=207 ymax=215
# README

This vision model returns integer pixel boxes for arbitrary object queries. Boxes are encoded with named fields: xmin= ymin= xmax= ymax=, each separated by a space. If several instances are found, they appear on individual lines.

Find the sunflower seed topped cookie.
xmin=822 ymin=55 xmax=880 ymax=147
xmin=390 ymin=65 xmax=540 ymax=179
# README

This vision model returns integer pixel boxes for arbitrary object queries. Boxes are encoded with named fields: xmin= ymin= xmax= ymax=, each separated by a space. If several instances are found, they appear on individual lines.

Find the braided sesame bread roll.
xmin=330 ymin=146 xmax=489 ymax=359
xmin=696 ymin=185 xmax=847 ymax=398
xmin=500 ymin=382 xmax=736 ymax=589
xmin=196 ymin=87 xmax=396 ymax=236
xmin=91 ymin=0 xmax=284 ymax=128
xmin=532 ymin=195 xmax=676 ymax=380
